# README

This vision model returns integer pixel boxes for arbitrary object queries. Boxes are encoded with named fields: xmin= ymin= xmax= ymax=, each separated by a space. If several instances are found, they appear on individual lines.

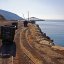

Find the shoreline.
xmin=28 ymin=23 xmax=64 ymax=50
xmin=36 ymin=20 xmax=64 ymax=47
xmin=0 ymin=21 xmax=64 ymax=64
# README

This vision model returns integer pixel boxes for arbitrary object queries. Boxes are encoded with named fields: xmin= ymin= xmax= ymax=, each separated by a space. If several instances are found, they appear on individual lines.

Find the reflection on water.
xmin=36 ymin=20 xmax=64 ymax=46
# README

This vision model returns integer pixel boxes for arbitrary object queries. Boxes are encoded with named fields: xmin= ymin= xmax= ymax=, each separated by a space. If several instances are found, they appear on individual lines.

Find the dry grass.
xmin=0 ymin=21 xmax=64 ymax=64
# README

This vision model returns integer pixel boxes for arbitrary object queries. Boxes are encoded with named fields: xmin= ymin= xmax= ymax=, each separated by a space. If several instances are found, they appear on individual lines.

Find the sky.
xmin=0 ymin=0 xmax=64 ymax=20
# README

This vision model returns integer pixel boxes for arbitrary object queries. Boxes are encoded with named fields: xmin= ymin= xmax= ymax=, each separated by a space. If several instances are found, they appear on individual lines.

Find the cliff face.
xmin=28 ymin=23 xmax=54 ymax=46
xmin=26 ymin=23 xmax=64 ymax=64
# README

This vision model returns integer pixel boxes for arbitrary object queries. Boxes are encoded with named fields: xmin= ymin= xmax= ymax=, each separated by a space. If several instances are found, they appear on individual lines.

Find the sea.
xmin=36 ymin=20 xmax=64 ymax=47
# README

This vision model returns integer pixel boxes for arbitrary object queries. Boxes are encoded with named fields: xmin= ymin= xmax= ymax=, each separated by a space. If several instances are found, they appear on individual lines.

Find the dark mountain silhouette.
xmin=0 ymin=9 xmax=23 ymax=20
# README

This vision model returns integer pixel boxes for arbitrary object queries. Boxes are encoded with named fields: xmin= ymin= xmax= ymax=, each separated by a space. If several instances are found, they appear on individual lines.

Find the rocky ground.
xmin=0 ymin=21 xmax=64 ymax=64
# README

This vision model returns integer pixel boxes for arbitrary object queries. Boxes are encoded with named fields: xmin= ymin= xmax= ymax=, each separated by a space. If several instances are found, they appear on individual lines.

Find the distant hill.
xmin=0 ymin=9 xmax=23 ymax=20
xmin=27 ymin=17 xmax=45 ymax=21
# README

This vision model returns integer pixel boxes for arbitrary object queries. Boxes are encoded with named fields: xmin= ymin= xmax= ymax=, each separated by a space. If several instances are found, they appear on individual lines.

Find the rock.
xmin=39 ymin=40 xmax=50 ymax=45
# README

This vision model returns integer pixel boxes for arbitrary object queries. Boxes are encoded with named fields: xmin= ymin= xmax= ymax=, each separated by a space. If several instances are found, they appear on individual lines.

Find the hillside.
xmin=0 ymin=9 xmax=23 ymax=20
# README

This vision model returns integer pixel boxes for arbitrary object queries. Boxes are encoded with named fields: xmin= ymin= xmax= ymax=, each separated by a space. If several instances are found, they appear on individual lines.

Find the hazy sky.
xmin=0 ymin=0 xmax=64 ymax=20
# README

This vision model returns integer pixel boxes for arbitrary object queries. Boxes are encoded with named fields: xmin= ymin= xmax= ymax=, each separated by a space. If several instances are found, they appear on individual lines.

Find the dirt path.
xmin=0 ymin=22 xmax=64 ymax=64
xmin=14 ymin=26 xmax=64 ymax=64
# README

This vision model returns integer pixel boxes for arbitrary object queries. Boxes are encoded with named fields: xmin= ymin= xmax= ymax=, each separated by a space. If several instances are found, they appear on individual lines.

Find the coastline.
xmin=36 ymin=20 xmax=64 ymax=47
xmin=28 ymin=23 xmax=64 ymax=50
xmin=0 ymin=21 xmax=64 ymax=64
xmin=26 ymin=23 xmax=64 ymax=64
